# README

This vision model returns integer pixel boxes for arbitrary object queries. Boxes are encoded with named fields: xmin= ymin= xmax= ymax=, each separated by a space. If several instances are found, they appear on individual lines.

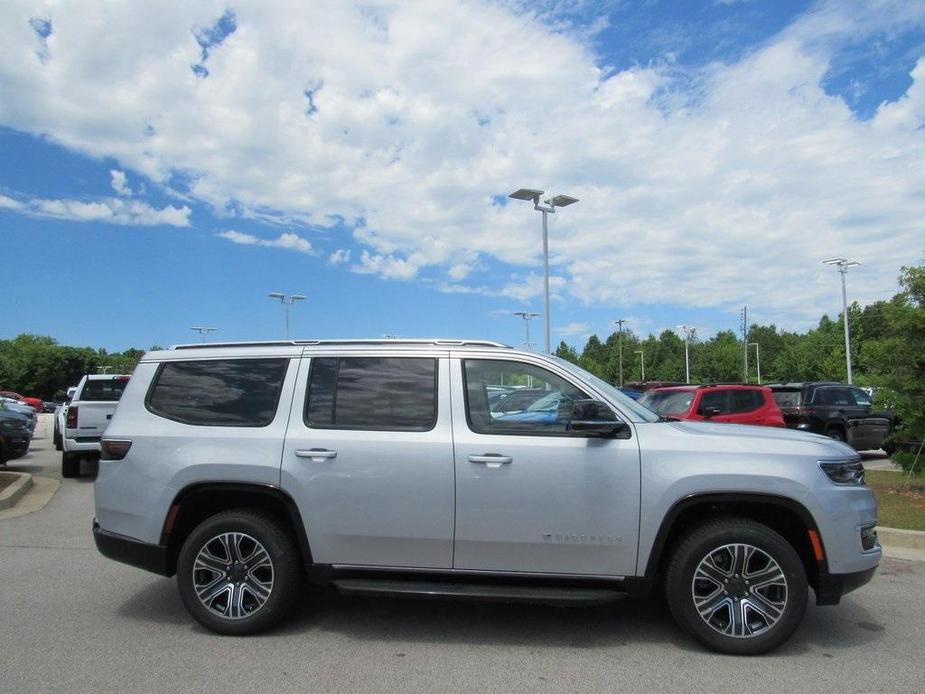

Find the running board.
xmin=332 ymin=579 xmax=623 ymax=604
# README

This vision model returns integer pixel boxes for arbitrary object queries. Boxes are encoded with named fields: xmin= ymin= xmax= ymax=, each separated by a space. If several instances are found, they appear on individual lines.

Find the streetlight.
xmin=513 ymin=311 xmax=540 ymax=351
xmin=614 ymin=319 xmax=627 ymax=387
xmin=509 ymin=188 xmax=579 ymax=354
xmin=634 ymin=349 xmax=645 ymax=382
xmin=677 ymin=325 xmax=694 ymax=384
xmin=190 ymin=326 xmax=217 ymax=342
xmin=749 ymin=342 xmax=761 ymax=384
xmin=268 ymin=292 xmax=306 ymax=339
xmin=822 ymin=259 xmax=860 ymax=384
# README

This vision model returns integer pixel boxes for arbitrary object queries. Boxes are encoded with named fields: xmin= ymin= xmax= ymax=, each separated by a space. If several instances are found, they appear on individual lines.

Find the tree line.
xmin=1 ymin=265 xmax=921 ymax=447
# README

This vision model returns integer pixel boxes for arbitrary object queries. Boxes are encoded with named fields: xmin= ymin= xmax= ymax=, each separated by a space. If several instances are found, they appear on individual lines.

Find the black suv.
xmin=768 ymin=382 xmax=893 ymax=451
xmin=0 ymin=408 xmax=31 ymax=464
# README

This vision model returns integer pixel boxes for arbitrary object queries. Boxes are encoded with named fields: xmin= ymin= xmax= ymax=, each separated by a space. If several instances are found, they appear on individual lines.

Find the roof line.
xmin=169 ymin=338 xmax=511 ymax=351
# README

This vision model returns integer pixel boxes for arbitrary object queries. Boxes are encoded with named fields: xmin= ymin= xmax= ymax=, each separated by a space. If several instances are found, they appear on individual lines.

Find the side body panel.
xmin=95 ymin=356 xmax=301 ymax=544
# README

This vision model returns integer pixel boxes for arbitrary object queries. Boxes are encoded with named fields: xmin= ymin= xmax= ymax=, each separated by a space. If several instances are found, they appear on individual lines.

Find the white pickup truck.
xmin=62 ymin=374 xmax=130 ymax=478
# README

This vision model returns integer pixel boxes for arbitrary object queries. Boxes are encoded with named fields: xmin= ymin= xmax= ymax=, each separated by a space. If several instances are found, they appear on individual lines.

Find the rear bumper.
xmin=93 ymin=520 xmax=172 ymax=577
xmin=63 ymin=436 xmax=101 ymax=454
xmin=814 ymin=565 xmax=878 ymax=606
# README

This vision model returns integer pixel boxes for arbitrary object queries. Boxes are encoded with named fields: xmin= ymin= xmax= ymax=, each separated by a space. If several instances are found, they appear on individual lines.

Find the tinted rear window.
xmin=771 ymin=390 xmax=801 ymax=407
xmin=80 ymin=378 xmax=130 ymax=402
xmin=306 ymin=357 xmax=437 ymax=431
xmin=147 ymin=359 xmax=288 ymax=427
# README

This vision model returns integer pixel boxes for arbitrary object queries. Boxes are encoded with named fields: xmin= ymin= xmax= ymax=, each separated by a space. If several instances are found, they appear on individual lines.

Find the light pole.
xmin=749 ymin=342 xmax=761 ymax=384
xmin=190 ymin=326 xmax=217 ymax=342
xmin=823 ymin=259 xmax=860 ymax=384
xmin=677 ymin=325 xmax=694 ymax=384
xmin=513 ymin=311 xmax=540 ymax=351
xmin=509 ymin=188 xmax=579 ymax=354
xmin=614 ymin=319 xmax=627 ymax=387
xmin=635 ymin=349 xmax=645 ymax=382
xmin=268 ymin=292 xmax=306 ymax=339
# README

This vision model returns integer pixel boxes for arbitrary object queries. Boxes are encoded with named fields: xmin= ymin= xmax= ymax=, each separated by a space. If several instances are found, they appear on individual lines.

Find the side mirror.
xmin=568 ymin=400 xmax=629 ymax=438
xmin=700 ymin=406 xmax=721 ymax=418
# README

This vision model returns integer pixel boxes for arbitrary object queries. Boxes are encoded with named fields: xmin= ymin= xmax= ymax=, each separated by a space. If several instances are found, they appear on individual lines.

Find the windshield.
xmin=638 ymin=390 xmax=694 ymax=415
xmin=549 ymin=357 xmax=660 ymax=423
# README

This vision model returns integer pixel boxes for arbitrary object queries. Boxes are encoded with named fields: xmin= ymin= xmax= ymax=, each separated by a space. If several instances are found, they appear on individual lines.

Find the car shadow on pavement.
xmin=117 ymin=579 xmax=885 ymax=655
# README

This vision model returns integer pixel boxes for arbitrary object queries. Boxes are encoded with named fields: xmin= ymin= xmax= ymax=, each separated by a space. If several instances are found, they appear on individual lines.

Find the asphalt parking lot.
xmin=1 ymin=416 xmax=923 ymax=694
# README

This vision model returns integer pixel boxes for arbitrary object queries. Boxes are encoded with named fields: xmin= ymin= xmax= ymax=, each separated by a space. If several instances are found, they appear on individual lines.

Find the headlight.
xmin=819 ymin=460 xmax=865 ymax=485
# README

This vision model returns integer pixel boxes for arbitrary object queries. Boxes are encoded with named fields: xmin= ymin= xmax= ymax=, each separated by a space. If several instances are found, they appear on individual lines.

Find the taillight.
xmin=66 ymin=406 xmax=78 ymax=429
xmin=100 ymin=439 xmax=133 ymax=460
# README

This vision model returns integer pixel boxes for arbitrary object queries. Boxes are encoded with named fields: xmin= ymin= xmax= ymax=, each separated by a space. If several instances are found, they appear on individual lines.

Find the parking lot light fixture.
xmin=513 ymin=311 xmax=540 ymax=351
xmin=634 ymin=349 xmax=645 ymax=382
xmin=614 ymin=319 xmax=627 ymax=387
xmin=268 ymin=293 xmax=306 ymax=339
xmin=822 ymin=259 xmax=860 ymax=384
xmin=508 ymin=188 xmax=580 ymax=354
xmin=749 ymin=342 xmax=761 ymax=384
xmin=677 ymin=325 xmax=694 ymax=384
xmin=190 ymin=326 xmax=218 ymax=343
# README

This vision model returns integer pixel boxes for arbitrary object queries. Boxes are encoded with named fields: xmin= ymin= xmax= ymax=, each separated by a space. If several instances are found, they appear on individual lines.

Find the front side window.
xmin=463 ymin=359 xmax=590 ymax=436
xmin=146 ymin=359 xmax=288 ymax=427
xmin=851 ymin=389 xmax=873 ymax=407
xmin=305 ymin=357 xmax=437 ymax=431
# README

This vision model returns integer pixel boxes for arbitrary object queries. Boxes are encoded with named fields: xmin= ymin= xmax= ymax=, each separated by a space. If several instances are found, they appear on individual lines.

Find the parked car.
xmin=0 ymin=390 xmax=44 ymax=413
xmin=489 ymin=387 xmax=549 ymax=414
xmin=62 ymin=375 xmax=130 ymax=477
xmin=94 ymin=339 xmax=879 ymax=654
xmin=53 ymin=386 xmax=78 ymax=452
xmin=43 ymin=401 xmax=62 ymax=413
xmin=623 ymin=381 xmax=684 ymax=393
xmin=620 ymin=388 xmax=643 ymax=400
xmin=0 ymin=397 xmax=36 ymax=433
xmin=767 ymin=382 xmax=894 ymax=451
xmin=0 ymin=406 xmax=32 ymax=463
xmin=639 ymin=385 xmax=785 ymax=427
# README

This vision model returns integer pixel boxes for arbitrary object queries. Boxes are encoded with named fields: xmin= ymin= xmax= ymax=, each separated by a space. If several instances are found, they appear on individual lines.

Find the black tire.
xmin=176 ymin=509 xmax=301 ymax=635
xmin=665 ymin=517 xmax=807 ymax=655
xmin=826 ymin=427 xmax=846 ymax=443
xmin=54 ymin=430 xmax=62 ymax=451
xmin=61 ymin=452 xmax=80 ymax=478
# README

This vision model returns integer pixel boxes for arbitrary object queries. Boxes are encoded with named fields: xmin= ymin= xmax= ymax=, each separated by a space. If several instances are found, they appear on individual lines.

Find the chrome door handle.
xmin=467 ymin=454 xmax=512 ymax=468
xmin=295 ymin=448 xmax=337 ymax=461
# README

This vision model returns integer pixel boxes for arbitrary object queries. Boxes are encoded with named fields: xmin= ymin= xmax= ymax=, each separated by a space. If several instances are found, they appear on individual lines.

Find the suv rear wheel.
xmin=665 ymin=517 xmax=807 ymax=655
xmin=176 ymin=509 xmax=300 ymax=635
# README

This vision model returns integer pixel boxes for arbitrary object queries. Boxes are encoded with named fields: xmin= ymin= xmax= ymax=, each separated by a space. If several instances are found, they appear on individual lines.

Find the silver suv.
xmin=93 ymin=339 xmax=880 ymax=654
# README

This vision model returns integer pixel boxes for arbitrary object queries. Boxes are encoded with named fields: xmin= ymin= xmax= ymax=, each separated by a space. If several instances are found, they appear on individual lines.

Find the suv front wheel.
xmin=665 ymin=517 xmax=807 ymax=655
xmin=177 ymin=510 xmax=301 ymax=635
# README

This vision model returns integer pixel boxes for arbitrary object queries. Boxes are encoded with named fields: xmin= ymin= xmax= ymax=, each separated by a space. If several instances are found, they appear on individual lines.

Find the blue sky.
xmin=1 ymin=1 xmax=923 ymax=352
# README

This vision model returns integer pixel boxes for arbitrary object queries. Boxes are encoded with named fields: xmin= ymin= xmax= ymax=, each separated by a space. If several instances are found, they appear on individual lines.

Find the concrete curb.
xmin=0 ymin=471 xmax=34 ymax=510
xmin=878 ymin=526 xmax=925 ymax=551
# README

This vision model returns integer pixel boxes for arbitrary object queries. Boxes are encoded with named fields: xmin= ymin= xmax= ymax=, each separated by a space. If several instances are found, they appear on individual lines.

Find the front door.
xmin=450 ymin=355 xmax=640 ymax=576
xmin=281 ymin=353 xmax=455 ymax=568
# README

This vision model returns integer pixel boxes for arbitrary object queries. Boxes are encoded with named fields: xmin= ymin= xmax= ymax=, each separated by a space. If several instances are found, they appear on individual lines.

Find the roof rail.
xmin=169 ymin=338 xmax=511 ymax=351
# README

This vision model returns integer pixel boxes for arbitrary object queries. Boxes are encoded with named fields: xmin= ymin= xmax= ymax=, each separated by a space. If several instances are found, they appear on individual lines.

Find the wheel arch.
xmin=645 ymin=493 xmax=828 ymax=588
xmin=161 ymin=482 xmax=312 ymax=577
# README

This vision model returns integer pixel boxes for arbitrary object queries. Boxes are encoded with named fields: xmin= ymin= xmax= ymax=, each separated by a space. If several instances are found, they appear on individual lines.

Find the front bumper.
xmin=93 ymin=519 xmax=172 ymax=577
xmin=815 ymin=565 xmax=878 ymax=605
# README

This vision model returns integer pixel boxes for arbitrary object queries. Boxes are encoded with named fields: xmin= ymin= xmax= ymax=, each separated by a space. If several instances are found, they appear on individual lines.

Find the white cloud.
xmin=110 ymin=169 xmax=132 ymax=196
xmin=217 ymin=229 xmax=312 ymax=253
xmin=0 ymin=191 xmax=190 ymax=226
xmin=556 ymin=321 xmax=590 ymax=336
xmin=0 ymin=1 xmax=923 ymax=327
xmin=327 ymin=248 xmax=351 ymax=265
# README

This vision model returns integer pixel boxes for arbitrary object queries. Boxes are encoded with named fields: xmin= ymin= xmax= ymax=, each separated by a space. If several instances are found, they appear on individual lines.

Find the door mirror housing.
xmin=568 ymin=400 xmax=629 ymax=438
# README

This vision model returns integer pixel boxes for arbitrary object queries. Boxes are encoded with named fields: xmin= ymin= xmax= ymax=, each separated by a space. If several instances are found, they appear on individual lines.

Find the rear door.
xmin=281 ymin=352 xmax=455 ymax=569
